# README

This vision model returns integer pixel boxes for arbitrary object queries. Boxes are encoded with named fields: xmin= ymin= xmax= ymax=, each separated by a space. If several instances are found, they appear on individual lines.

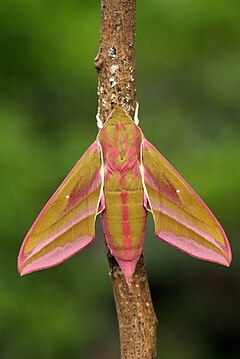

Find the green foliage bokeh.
xmin=0 ymin=1 xmax=239 ymax=358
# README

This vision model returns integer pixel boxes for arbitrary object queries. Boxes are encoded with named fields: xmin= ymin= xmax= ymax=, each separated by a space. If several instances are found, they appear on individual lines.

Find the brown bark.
xmin=95 ymin=1 xmax=158 ymax=358
xmin=107 ymin=252 xmax=158 ymax=359
xmin=95 ymin=0 xmax=136 ymax=121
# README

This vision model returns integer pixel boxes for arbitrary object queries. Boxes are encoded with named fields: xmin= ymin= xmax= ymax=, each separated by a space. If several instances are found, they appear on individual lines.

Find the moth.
xmin=18 ymin=107 xmax=231 ymax=284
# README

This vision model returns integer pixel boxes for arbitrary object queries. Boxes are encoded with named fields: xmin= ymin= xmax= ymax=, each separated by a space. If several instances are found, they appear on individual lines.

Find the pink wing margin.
xmin=18 ymin=140 xmax=104 ymax=275
xmin=141 ymin=138 xmax=232 ymax=266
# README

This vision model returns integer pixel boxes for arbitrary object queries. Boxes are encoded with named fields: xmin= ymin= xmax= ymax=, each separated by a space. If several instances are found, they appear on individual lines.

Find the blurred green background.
xmin=0 ymin=0 xmax=239 ymax=358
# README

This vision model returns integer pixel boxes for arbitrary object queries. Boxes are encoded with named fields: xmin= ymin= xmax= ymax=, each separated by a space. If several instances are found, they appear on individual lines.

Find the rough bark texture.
xmin=107 ymin=251 xmax=158 ymax=359
xmin=95 ymin=1 xmax=158 ymax=358
xmin=95 ymin=0 xmax=136 ymax=122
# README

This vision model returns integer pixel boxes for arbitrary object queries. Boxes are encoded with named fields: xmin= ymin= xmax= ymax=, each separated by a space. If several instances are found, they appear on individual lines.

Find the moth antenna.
xmin=134 ymin=101 xmax=139 ymax=126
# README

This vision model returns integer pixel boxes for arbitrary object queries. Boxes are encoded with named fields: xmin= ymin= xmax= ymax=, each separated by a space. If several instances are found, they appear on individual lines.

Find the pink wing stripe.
xmin=19 ymin=206 xmax=97 ymax=260
xmin=18 ymin=140 xmax=104 ymax=275
xmin=153 ymin=203 xmax=225 ymax=252
xmin=157 ymin=231 xmax=229 ymax=266
xmin=142 ymin=139 xmax=223 ymax=229
xmin=20 ymin=236 xmax=93 ymax=275
xmin=142 ymin=138 xmax=232 ymax=264
xmin=21 ymin=141 xmax=101 ymax=236
xmin=65 ymin=168 xmax=102 ymax=211
xmin=143 ymin=166 xmax=181 ymax=204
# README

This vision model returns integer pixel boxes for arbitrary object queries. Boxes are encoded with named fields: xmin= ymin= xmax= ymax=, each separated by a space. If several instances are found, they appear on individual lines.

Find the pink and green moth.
xmin=18 ymin=107 xmax=232 ymax=284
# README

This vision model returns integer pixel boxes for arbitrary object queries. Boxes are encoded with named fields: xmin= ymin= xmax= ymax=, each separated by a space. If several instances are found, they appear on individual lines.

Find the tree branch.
xmin=95 ymin=0 xmax=136 ymax=121
xmin=108 ymin=251 xmax=158 ymax=359
xmin=95 ymin=1 xmax=158 ymax=358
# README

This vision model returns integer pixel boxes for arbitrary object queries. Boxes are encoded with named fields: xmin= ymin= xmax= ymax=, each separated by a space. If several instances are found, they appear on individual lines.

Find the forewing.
xmin=18 ymin=140 xmax=104 ymax=275
xmin=141 ymin=139 xmax=231 ymax=266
